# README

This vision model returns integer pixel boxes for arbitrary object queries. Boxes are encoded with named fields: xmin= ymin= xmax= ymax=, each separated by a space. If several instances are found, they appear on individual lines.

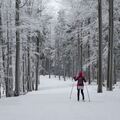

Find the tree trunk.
xmin=35 ymin=31 xmax=40 ymax=91
xmin=22 ymin=52 xmax=25 ymax=93
xmin=80 ymin=23 xmax=83 ymax=71
xmin=15 ymin=0 xmax=20 ymax=96
xmin=48 ymin=58 xmax=51 ymax=79
xmin=0 ymin=3 xmax=4 ymax=98
xmin=114 ymin=54 xmax=116 ymax=84
xmin=88 ymin=38 xmax=91 ymax=84
xmin=6 ymin=14 xmax=11 ymax=97
xmin=27 ymin=33 xmax=32 ymax=91
xmin=107 ymin=0 xmax=114 ymax=91
xmin=77 ymin=27 xmax=81 ymax=72
xmin=72 ymin=56 xmax=75 ymax=79
xmin=97 ymin=0 xmax=103 ymax=93
xmin=63 ymin=59 xmax=66 ymax=81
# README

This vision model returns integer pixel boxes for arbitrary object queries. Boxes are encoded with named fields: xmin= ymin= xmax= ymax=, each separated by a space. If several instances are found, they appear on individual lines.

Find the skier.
xmin=73 ymin=71 xmax=86 ymax=101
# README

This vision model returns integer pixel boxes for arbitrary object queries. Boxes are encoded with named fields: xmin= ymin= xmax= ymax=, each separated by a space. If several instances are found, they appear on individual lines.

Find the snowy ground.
xmin=0 ymin=75 xmax=120 ymax=120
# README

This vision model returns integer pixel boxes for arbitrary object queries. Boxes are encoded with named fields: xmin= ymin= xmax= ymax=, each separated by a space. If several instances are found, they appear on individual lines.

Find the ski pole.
xmin=69 ymin=81 xmax=75 ymax=99
xmin=85 ymin=83 xmax=90 ymax=102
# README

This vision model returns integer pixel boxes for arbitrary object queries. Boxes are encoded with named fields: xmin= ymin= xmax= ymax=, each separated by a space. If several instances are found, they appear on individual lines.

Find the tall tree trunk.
xmin=88 ymin=37 xmax=91 ymax=84
xmin=35 ymin=31 xmax=40 ymax=91
xmin=57 ymin=39 xmax=61 ymax=80
xmin=15 ymin=0 xmax=20 ymax=96
xmin=80 ymin=23 xmax=83 ymax=71
xmin=97 ymin=0 xmax=103 ymax=93
xmin=5 ymin=5 xmax=14 ymax=97
xmin=77 ymin=27 xmax=81 ymax=72
xmin=27 ymin=33 xmax=32 ymax=91
xmin=6 ymin=14 xmax=10 ymax=97
xmin=107 ymin=0 xmax=114 ymax=91
xmin=0 ymin=3 xmax=4 ymax=98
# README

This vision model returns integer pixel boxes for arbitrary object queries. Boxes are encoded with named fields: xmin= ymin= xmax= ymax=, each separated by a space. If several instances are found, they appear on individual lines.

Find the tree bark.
xmin=15 ymin=0 xmax=20 ymax=96
xmin=35 ymin=31 xmax=40 ymax=90
xmin=107 ymin=0 xmax=114 ymax=91
xmin=0 ymin=3 xmax=4 ymax=98
xmin=88 ymin=37 xmax=91 ymax=84
xmin=77 ymin=27 xmax=81 ymax=72
xmin=97 ymin=0 xmax=103 ymax=93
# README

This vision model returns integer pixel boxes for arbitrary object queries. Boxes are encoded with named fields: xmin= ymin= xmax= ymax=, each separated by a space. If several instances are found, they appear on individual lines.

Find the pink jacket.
xmin=74 ymin=71 xmax=86 ymax=86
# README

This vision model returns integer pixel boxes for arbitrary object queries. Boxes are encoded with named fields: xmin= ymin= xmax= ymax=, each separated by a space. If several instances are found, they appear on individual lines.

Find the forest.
xmin=0 ymin=0 xmax=120 ymax=98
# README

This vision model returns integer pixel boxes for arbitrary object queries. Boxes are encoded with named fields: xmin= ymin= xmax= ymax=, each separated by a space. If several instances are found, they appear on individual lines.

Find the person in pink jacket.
xmin=74 ymin=71 xmax=86 ymax=101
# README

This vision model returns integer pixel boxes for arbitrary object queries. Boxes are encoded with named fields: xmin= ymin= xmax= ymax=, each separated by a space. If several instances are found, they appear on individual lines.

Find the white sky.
xmin=48 ymin=0 xmax=62 ymax=10
xmin=46 ymin=0 xmax=63 ymax=16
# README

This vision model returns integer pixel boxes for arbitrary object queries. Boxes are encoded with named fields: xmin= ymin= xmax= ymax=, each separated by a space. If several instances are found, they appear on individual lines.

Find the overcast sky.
xmin=46 ymin=0 xmax=64 ymax=16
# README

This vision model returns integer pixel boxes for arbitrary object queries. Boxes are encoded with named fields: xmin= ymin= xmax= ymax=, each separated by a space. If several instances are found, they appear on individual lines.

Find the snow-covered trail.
xmin=0 ymin=75 xmax=120 ymax=120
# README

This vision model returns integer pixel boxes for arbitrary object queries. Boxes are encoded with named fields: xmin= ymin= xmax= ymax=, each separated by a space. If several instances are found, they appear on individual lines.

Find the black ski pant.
xmin=77 ymin=89 xmax=84 ymax=101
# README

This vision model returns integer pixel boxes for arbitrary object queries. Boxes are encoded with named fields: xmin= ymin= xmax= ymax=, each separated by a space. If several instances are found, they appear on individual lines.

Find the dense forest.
xmin=0 ymin=0 xmax=120 ymax=98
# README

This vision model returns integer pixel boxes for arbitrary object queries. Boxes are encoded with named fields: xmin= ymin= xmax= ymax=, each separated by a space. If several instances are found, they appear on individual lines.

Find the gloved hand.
xmin=73 ymin=76 xmax=76 ymax=80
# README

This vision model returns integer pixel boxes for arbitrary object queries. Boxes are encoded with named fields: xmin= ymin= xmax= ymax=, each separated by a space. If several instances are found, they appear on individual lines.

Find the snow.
xmin=0 ymin=75 xmax=120 ymax=120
